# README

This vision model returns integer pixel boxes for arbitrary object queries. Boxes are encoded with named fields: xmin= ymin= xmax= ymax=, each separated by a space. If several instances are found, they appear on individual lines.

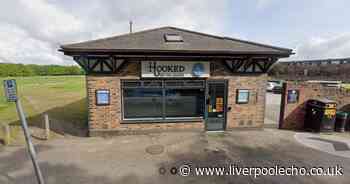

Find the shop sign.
xmin=141 ymin=61 xmax=210 ymax=78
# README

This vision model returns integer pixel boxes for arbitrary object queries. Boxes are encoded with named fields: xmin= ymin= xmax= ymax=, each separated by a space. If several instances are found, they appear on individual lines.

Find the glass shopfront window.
xmin=122 ymin=80 xmax=205 ymax=121
xmin=165 ymin=89 xmax=204 ymax=118
xmin=123 ymin=88 xmax=163 ymax=119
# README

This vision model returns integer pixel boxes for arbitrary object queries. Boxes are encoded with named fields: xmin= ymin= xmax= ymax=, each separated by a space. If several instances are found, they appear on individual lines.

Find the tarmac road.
xmin=0 ymin=131 xmax=349 ymax=184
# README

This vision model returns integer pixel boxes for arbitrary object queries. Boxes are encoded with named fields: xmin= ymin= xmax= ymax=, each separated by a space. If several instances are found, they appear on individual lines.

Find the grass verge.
xmin=0 ymin=76 xmax=87 ymax=143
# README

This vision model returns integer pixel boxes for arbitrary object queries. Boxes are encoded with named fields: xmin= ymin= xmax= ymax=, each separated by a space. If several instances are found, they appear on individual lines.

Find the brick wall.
xmin=279 ymin=82 xmax=350 ymax=130
xmin=226 ymin=76 xmax=266 ymax=129
xmin=270 ymin=62 xmax=350 ymax=82
xmin=210 ymin=62 xmax=267 ymax=129
xmin=86 ymin=61 xmax=267 ymax=136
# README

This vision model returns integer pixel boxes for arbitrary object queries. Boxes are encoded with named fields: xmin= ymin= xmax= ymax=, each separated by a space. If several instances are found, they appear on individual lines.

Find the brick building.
xmin=270 ymin=58 xmax=350 ymax=82
xmin=59 ymin=26 xmax=292 ymax=136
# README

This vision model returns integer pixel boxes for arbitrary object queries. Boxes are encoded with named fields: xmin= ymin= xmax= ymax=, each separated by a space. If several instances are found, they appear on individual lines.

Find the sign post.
xmin=3 ymin=79 xmax=45 ymax=184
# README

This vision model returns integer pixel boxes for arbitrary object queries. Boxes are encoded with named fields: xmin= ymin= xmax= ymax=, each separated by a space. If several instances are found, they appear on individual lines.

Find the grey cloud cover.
xmin=0 ymin=0 xmax=349 ymax=65
xmin=295 ymin=34 xmax=350 ymax=60
xmin=0 ymin=0 xmax=231 ymax=65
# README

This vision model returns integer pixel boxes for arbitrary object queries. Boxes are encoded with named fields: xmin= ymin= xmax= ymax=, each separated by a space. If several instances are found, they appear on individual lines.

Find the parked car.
xmin=266 ymin=82 xmax=275 ymax=92
xmin=267 ymin=80 xmax=283 ymax=94
xmin=307 ymin=80 xmax=342 ymax=88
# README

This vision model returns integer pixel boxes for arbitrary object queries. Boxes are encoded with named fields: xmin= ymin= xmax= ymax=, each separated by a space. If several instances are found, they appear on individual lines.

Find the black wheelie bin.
xmin=335 ymin=111 xmax=348 ymax=132
xmin=304 ymin=98 xmax=337 ymax=132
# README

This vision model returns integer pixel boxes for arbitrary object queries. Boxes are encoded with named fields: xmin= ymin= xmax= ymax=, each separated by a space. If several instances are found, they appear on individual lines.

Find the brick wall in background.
xmin=279 ymin=82 xmax=350 ymax=130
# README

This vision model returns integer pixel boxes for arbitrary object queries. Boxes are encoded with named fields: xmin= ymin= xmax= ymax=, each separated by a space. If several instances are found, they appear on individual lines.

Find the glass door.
xmin=205 ymin=80 xmax=227 ymax=131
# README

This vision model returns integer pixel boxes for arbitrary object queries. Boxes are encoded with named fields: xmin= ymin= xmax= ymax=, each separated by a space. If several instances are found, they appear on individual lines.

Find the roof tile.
xmin=60 ymin=26 xmax=292 ymax=55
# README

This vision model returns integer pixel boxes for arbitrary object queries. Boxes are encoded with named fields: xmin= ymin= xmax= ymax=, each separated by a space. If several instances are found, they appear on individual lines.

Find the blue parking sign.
xmin=3 ymin=79 xmax=18 ymax=102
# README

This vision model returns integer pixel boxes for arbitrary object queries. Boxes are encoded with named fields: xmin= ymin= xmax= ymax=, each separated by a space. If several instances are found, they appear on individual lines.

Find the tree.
xmin=0 ymin=63 xmax=84 ymax=77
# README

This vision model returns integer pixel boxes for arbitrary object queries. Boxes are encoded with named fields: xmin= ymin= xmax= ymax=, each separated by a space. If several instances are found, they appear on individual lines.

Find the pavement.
xmin=0 ymin=92 xmax=349 ymax=184
xmin=265 ymin=92 xmax=350 ymax=159
xmin=295 ymin=132 xmax=350 ymax=159
xmin=1 ymin=130 xmax=349 ymax=184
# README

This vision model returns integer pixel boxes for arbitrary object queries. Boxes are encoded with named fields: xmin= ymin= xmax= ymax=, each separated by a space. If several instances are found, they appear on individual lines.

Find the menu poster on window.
xmin=216 ymin=97 xmax=223 ymax=104
xmin=216 ymin=106 xmax=223 ymax=112
xmin=208 ymin=105 xmax=212 ymax=112
xmin=216 ymin=97 xmax=224 ymax=112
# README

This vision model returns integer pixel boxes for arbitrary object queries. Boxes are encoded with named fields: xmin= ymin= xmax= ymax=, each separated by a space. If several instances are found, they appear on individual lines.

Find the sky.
xmin=0 ymin=0 xmax=349 ymax=65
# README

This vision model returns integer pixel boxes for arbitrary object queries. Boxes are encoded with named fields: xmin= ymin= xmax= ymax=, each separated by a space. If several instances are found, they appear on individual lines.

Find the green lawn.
xmin=342 ymin=84 xmax=350 ymax=90
xmin=0 ymin=76 xmax=87 ymax=141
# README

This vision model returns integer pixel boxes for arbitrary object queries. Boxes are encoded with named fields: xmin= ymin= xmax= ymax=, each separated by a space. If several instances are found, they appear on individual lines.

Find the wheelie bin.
xmin=304 ymin=99 xmax=337 ymax=132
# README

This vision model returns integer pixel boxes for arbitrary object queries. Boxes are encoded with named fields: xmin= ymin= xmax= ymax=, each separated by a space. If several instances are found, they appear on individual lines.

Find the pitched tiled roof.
xmin=60 ymin=26 xmax=292 ymax=56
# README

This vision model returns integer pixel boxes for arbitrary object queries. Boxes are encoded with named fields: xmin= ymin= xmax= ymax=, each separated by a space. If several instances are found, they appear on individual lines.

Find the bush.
xmin=0 ymin=63 xmax=84 ymax=77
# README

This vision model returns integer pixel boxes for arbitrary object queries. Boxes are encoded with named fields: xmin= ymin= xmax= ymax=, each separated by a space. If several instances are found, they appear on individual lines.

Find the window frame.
xmin=287 ymin=90 xmax=299 ymax=104
xmin=95 ymin=89 xmax=110 ymax=106
xmin=122 ymin=87 xmax=164 ymax=120
xmin=121 ymin=80 xmax=205 ymax=123
xmin=236 ymin=89 xmax=250 ymax=104
xmin=164 ymin=34 xmax=184 ymax=42
xmin=164 ymin=88 xmax=205 ymax=119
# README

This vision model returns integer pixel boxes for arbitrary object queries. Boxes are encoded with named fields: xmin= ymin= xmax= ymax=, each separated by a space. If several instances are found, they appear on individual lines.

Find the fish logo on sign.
xmin=192 ymin=63 xmax=205 ymax=77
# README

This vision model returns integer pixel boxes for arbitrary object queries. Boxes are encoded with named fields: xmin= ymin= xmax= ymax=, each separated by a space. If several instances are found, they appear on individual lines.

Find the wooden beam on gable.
xmin=73 ymin=55 xmax=88 ymax=72
xmin=223 ymin=56 xmax=279 ymax=74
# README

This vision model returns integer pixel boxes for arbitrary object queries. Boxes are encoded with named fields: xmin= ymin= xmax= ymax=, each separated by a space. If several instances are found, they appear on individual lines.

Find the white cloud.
xmin=0 ymin=0 xmax=349 ymax=65
xmin=290 ymin=33 xmax=350 ymax=60
xmin=0 ymin=0 xmax=84 ymax=43
xmin=0 ymin=0 xmax=85 ymax=64
xmin=0 ymin=0 xmax=230 ymax=65
xmin=256 ymin=0 xmax=277 ymax=10
xmin=0 ymin=23 xmax=65 ymax=65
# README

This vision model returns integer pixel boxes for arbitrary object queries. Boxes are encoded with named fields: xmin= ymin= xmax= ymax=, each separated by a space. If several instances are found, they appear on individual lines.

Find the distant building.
xmin=280 ymin=58 xmax=350 ymax=66
xmin=271 ymin=57 xmax=350 ymax=82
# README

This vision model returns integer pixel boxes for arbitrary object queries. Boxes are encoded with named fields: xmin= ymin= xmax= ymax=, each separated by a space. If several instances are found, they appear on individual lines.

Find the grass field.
xmin=342 ymin=84 xmax=350 ymax=90
xmin=0 ymin=76 xmax=87 ymax=142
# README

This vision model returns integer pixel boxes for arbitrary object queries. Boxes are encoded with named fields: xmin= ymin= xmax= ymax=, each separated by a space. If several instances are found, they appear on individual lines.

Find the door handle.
xmin=228 ymin=107 xmax=232 ymax=111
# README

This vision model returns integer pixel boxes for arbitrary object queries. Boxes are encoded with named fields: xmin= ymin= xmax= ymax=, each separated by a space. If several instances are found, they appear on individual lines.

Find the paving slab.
xmin=0 ymin=129 xmax=349 ymax=184
xmin=295 ymin=132 xmax=350 ymax=159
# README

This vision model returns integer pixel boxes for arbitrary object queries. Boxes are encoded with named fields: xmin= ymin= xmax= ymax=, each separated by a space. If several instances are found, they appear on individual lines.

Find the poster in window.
xmin=236 ymin=89 xmax=250 ymax=104
xmin=287 ymin=90 xmax=299 ymax=104
xmin=208 ymin=105 xmax=212 ymax=112
xmin=216 ymin=97 xmax=224 ymax=112
xmin=96 ymin=89 xmax=110 ymax=105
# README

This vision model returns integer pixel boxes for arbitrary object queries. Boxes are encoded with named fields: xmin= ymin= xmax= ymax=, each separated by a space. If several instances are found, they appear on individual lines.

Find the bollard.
xmin=44 ymin=114 xmax=50 ymax=140
xmin=3 ymin=125 xmax=11 ymax=145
